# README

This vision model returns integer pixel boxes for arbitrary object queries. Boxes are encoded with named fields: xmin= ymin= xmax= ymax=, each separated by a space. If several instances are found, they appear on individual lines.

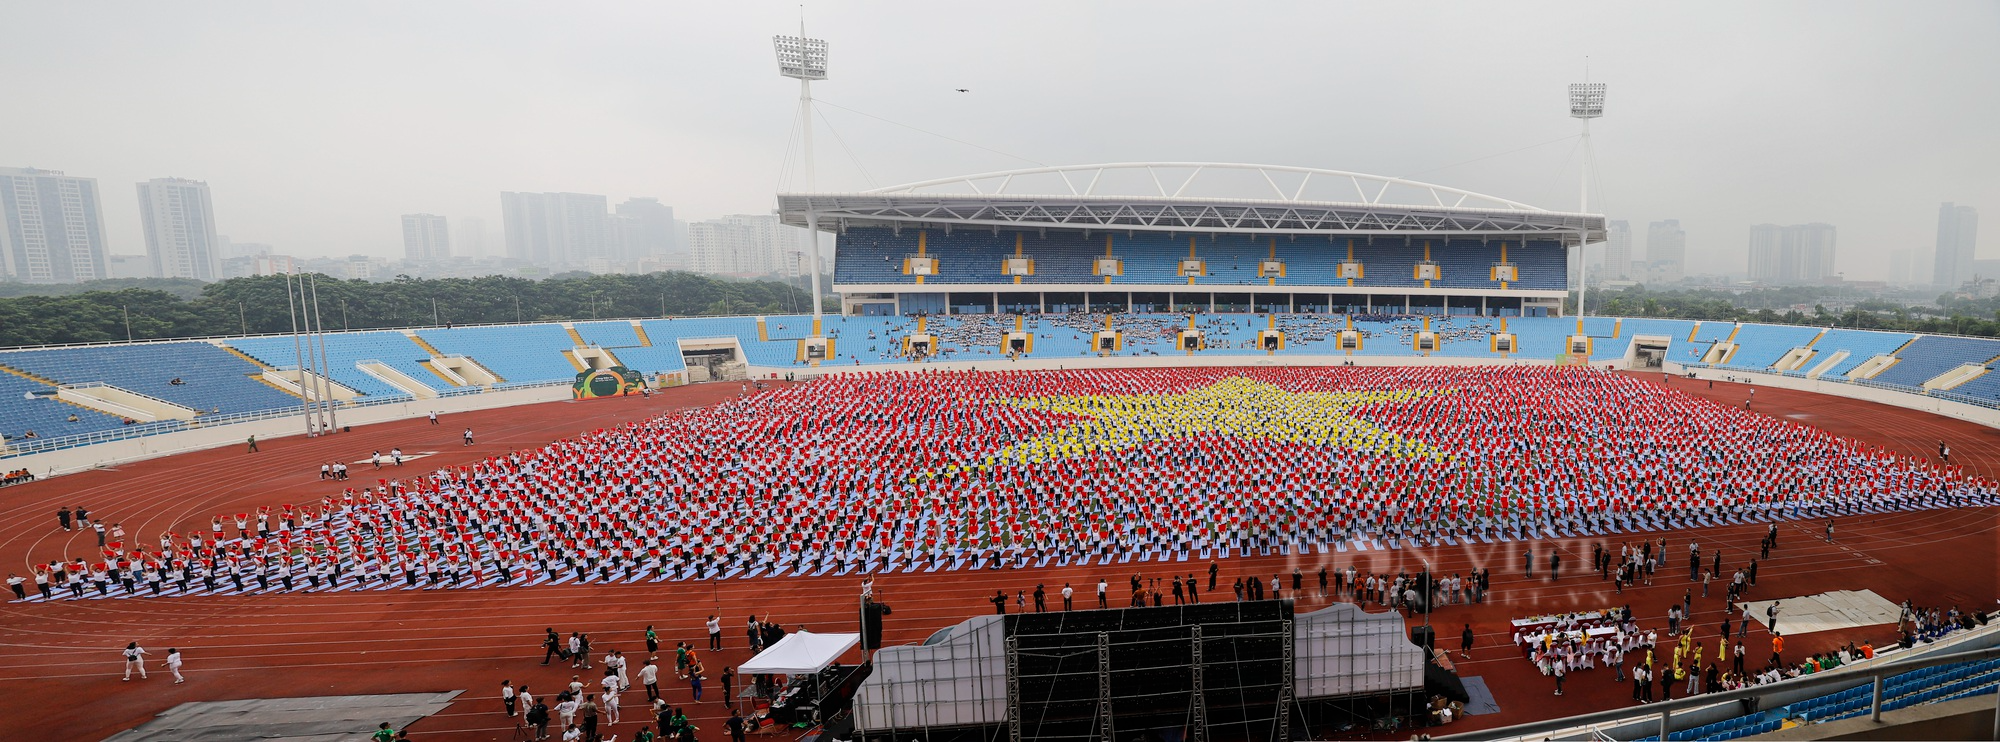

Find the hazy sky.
xmin=4 ymin=1 xmax=1996 ymax=279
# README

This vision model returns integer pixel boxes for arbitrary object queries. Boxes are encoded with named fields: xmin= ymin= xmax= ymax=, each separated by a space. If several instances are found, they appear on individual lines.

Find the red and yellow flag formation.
xmin=22 ymin=366 xmax=1997 ymax=599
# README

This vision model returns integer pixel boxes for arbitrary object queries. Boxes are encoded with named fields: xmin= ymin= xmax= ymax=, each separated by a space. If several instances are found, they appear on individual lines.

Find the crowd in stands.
xmin=11 ymin=366 xmax=1998 ymax=602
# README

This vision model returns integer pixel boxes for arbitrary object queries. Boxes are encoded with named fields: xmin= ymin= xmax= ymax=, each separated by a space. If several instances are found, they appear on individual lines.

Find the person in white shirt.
xmin=562 ymin=724 xmax=583 ymax=742
xmin=556 ymin=698 xmax=578 ymax=729
xmin=123 ymin=642 xmax=149 ymax=680
xmin=165 ymin=648 xmax=184 ymax=683
xmin=638 ymin=658 xmax=661 ymax=701
xmin=706 ymin=615 xmax=722 ymax=651
xmin=1061 ymin=583 xmax=1074 ymax=610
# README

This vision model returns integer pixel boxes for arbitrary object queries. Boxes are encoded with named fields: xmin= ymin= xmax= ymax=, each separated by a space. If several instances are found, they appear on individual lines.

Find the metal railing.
xmin=0 ymin=378 xmax=571 ymax=459
xmin=1438 ymin=642 xmax=2000 ymax=742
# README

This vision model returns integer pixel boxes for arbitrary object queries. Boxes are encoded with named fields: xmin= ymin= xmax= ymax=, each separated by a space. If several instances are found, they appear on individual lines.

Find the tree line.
xmin=1580 ymin=285 xmax=2000 ymax=338
xmin=0 ymin=272 xmax=820 ymax=348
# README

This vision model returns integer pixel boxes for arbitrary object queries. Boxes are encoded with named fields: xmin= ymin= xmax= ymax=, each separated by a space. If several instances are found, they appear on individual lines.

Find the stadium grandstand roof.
xmin=779 ymin=162 xmax=1605 ymax=244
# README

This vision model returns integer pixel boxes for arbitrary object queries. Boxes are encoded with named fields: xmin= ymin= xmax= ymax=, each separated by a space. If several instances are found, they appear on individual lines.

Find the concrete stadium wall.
xmin=1668 ymin=363 xmax=2000 ymax=429
xmin=9 ymin=385 xmax=573 ymax=478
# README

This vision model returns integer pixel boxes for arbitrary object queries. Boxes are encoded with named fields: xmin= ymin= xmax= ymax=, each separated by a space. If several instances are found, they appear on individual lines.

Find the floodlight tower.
xmin=1568 ymin=80 xmax=1605 ymax=320
xmin=774 ymin=28 xmax=830 ymax=335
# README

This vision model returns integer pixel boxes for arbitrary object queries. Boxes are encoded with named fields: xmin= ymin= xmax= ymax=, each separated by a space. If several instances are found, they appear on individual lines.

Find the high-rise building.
xmin=0 ymin=167 xmax=110 ymax=283
xmin=1747 ymin=224 xmax=1784 ymax=282
xmin=1747 ymin=223 xmax=1837 ymax=283
xmin=1603 ymin=220 xmax=1632 ymax=281
xmin=1646 ymin=219 xmax=1686 ymax=284
xmin=1933 ymin=203 xmax=1979 ymax=288
xmin=401 ymin=213 xmax=451 ymax=261
xmin=1790 ymin=223 xmax=1838 ymax=282
xmin=137 ymin=177 xmax=221 ymax=281
xmin=613 ymin=197 xmax=680 ymax=263
xmin=501 ymin=192 xmax=611 ymax=267
xmin=689 ymin=214 xmax=800 ymax=276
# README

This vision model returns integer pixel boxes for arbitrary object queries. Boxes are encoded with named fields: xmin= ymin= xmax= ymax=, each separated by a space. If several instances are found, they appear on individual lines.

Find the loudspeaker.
xmin=1409 ymin=625 xmax=1436 ymax=651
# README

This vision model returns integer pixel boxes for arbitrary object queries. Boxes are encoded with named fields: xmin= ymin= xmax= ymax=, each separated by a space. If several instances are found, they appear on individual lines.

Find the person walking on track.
xmin=122 ymin=642 xmax=149 ymax=680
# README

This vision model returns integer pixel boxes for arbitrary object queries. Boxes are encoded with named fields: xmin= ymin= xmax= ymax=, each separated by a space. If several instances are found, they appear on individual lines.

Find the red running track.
xmin=0 ymin=374 xmax=1993 ymax=741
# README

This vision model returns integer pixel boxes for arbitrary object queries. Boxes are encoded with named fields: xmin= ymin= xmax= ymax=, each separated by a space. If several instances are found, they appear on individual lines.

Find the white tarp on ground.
xmin=738 ymin=631 xmax=861 ymax=675
xmin=1294 ymin=602 xmax=1428 ymax=698
xmin=1739 ymin=589 xmax=1901 ymax=635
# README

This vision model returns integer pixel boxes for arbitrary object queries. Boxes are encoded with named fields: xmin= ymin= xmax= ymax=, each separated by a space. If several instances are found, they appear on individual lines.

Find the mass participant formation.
xmin=14 ymin=366 xmax=1997 ymax=600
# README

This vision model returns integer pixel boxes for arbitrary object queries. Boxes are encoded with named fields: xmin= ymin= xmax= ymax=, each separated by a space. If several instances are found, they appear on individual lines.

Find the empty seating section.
xmin=1616 ymin=318 xmax=1699 ymax=340
xmin=227 ymin=332 xmax=444 ymax=398
xmin=1870 ymin=335 xmax=2000 ymax=390
xmin=572 ymin=321 xmax=641 ymax=348
xmin=830 ymin=228 xmax=1566 ymax=290
xmin=419 ymin=325 xmax=577 ymax=382
xmin=1939 ymin=366 xmax=2000 ymax=402
xmin=831 ymin=229 xmax=916 ymax=284
xmin=0 ymin=372 xmax=128 ymax=439
xmin=1189 ymin=235 xmax=1263 ymax=285
xmin=1811 ymin=330 xmax=1915 ymax=380
xmin=1722 ymin=324 xmax=1824 ymax=370
xmin=1671 ymin=322 xmax=1735 ymax=364
xmin=1652 ymin=658 xmax=2000 ymax=742
xmin=0 ymin=342 xmax=299 ymax=414
xmin=1107 ymin=234 xmax=1183 ymax=284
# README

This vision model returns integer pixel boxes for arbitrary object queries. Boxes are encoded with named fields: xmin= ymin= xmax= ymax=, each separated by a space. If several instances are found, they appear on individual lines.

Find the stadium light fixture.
xmin=774 ymin=29 xmax=830 ymax=335
xmin=1568 ymin=83 xmax=1605 ymax=120
xmin=773 ymin=35 xmax=829 ymax=81
xmin=1568 ymin=79 xmax=1605 ymax=321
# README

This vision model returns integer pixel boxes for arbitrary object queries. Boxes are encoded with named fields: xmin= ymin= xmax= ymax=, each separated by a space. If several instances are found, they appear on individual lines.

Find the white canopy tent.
xmin=739 ymin=631 xmax=861 ymax=675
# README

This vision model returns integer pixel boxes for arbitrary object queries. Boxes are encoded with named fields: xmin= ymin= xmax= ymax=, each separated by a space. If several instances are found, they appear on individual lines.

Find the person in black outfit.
xmin=1460 ymin=623 xmax=1475 ymax=659
xmin=1184 ymin=575 xmax=1200 ymax=604
xmin=990 ymin=590 xmax=1007 ymax=614
xmin=1549 ymin=552 xmax=1560 ymax=580
xmin=1208 ymin=560 xmax=1219 ymax=591
xmin=726 ymin=709 xmax=747 ymax=742
xmin=542 ymin=628 xmax=563 ymax=664
xmin=1032 ymin=584 xmax=1046 ymax=612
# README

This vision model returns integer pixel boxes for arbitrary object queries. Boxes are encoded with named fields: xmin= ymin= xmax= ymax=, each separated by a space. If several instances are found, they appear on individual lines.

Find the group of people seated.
xmin=12 ymin=365 xmax=1996 ymax=601
xmin=1 ymin=469 xmax=34 ymax=487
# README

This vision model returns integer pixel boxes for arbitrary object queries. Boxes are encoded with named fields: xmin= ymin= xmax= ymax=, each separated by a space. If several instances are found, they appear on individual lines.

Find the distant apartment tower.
xmin=500 ymin=191 xmax=610 ymax=266
xmin=1646 ymin=219 xmax=1686 ymax=284
xmin=137 ymin=177 xmax=221 ymax=281
xmin=1747 ymin=224 xmax=1785 ymax=282
xmin=401 ymin=213 xmax=451 ymax=261
xmin=0 ymin=167 xmax=110 ymax=282
xmin=1602 ymin=220 xmax=1632 ymax=281
xmin=1933 ymin=203 xmax=1979 ymax=288
xmin=613 ymin=197 xmax=680 ymax=263
xmin=689 ymin=214 xmax=792 ymax=275
xmin=1746 ymin=223 xmax=1837 ymax=283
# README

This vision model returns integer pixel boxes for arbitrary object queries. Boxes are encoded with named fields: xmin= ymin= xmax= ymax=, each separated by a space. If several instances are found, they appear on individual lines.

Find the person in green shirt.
xmin=370 ymin=723 xmax=396 ymax=742
xmin=646 ymin=625 xmax=659 ymax=654
xmin=633 ymin=725 xmax=656 ymax=742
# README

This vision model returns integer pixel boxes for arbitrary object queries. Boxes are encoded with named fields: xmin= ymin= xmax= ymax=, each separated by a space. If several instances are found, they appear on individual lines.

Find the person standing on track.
xmin=1460 ymin=624 xmax=1474 ymax=659
xmin=1939 ymin=439 xmax=1950 ymax=464
xmin=639 ymin=658 xmax=660 ymax=702
xmin=245 ymin=435 xmax=258 ymax=453
xmin=464 ymin=428 xmax=475 ymax=446
xmin=165 ymin=648 xmax=184 ymax=684
xmin=706 ymin=615 xmax=721 ymax=651
xmin=503 ymin=679 xmax=517 ymax=717
xmin=122 ymin=642 xmax=149 ymax=680
xmin=429 ymin=411 xmax=439 ymax=425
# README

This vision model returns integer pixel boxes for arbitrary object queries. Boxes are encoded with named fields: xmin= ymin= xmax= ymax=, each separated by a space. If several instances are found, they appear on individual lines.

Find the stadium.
xmin=5 ymin=17 xmax=2000 ymax=742
xmin=4 ymin=154 xmax=2000 ymax=742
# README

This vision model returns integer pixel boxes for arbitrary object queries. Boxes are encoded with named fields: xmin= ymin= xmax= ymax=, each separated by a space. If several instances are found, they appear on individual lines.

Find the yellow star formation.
xmin=983 ymin=377 xmax=1450 ymax=466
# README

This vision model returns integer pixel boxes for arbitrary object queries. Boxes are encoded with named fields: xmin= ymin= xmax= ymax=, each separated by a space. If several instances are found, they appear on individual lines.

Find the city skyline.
xmin=2 ymin=2 xmax=1993 ymax=280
